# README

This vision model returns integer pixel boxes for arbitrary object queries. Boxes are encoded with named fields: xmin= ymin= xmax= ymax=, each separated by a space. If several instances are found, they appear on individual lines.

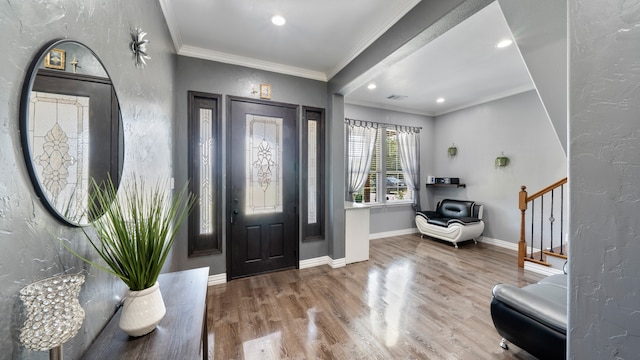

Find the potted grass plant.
xmin=64 ymin=176 xmax=194 ymax=337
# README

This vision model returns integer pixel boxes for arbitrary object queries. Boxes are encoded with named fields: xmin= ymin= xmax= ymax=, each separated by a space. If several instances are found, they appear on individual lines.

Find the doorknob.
xmin=230 ymin=209 xmax=239 ymax=224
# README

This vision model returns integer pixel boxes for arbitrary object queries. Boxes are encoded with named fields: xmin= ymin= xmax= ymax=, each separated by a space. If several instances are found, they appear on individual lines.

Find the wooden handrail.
xmin=526 ymin=177 xmax=567 ymax=202
xmin=518 ymin=177 xmax=568 ymax=268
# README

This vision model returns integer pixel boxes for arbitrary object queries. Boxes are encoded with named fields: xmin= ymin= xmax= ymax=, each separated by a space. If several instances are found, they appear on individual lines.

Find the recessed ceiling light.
xmin=271 ymin=15 xmax=286 ymax=26
xmin=496 ymin=39 xmax=513 ymax=48
xmin=436 ymin=97 xmax=445 ymax=103
xmin=367 ymin=83 xmax=377 ymax=90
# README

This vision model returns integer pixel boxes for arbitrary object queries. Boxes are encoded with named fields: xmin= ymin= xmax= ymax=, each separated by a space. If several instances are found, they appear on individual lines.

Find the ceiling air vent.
xmin=386 ymin=94 xmax=408 ymax=101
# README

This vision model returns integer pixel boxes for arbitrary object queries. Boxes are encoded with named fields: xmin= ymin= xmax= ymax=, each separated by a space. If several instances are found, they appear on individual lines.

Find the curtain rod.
xmin=344 ymin=117 xmax=422 ymax=130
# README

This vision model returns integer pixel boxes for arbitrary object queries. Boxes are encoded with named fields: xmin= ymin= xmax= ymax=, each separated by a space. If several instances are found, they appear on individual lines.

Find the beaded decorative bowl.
xmin=19 ymin=274 xmax=85 ymax=351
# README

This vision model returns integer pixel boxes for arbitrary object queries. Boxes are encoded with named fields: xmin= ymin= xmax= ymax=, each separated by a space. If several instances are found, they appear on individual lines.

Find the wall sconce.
xmin=19 ymin=274 xmax=85 ymax=360
xmin=130 ymin=28 xmax=150 ymax=68
xmin=448 ymin=143 xmax=457 ymax=157
xmin=495 ymin=152 xmax=510 ymax=167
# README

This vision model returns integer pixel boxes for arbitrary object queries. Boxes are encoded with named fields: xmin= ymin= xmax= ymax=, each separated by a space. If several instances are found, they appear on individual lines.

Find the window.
xmin=302 ymin=107 xmax=325 ymax=241
xmin=187 ymin=91 xmax=222 ymax=256
xmin=352 ymin=127 xmax=413 ymax=205
xmin=384 ymin=129 xmax=412 ymax=202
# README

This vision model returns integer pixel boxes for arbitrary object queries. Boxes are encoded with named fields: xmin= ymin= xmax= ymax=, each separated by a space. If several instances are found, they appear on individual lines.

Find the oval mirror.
xmin=20 ymin=40 xmax=124 ymax=226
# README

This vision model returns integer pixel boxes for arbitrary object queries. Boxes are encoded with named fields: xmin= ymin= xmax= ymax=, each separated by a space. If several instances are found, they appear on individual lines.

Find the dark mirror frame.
xmin=20 ymin=39 xmax=124 ymax=226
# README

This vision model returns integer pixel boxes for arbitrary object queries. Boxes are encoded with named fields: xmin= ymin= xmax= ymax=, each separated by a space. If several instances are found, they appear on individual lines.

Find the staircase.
xmin=518 ymin=178 xmax=568 ymax=270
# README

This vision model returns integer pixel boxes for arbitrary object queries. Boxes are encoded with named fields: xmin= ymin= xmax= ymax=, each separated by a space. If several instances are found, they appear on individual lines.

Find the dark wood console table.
xmin=81 ymin=267 xmax=210 ymax=360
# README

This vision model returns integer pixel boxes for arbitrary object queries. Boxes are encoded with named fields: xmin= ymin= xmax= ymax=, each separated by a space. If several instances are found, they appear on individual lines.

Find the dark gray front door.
xmin=227 ymin=96 xmax=298 ymax=279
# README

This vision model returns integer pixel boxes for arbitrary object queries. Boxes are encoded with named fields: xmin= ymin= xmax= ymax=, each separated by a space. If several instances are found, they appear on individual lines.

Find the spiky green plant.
xmin=64 ymin=176 xmax=194 ymax=290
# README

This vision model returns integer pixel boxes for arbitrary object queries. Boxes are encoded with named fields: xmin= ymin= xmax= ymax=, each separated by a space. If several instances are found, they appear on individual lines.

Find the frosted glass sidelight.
xmin=307 ymin=120 xmax=317 ymax=223
xmin=246 ymin=115 xmax=283 ymax=214
xmin=199 ymin=108 xmax=213 ymax=234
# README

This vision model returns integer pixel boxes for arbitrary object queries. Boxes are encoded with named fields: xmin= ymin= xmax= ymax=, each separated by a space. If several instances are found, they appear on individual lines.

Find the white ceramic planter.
xmin=119 ymin=281 xmax=166 ymax=337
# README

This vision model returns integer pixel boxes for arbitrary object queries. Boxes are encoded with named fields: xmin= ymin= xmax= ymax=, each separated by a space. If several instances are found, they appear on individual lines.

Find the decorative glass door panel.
xmin=245 ymin=115 xmax=283 ymax=215
xmin=307 ymin=120 xmax=317 ymax=223
xmin=199 ymin=108 xmax=214 ymax=235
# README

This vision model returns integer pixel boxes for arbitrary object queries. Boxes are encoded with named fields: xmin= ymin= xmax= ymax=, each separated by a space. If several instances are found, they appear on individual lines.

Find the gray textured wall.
xmin=0 ymin=0 xmax=176 ymax=358
xmin=174 ymin=56 xmax=328 ymax=274
xmin=569 ymin=0 xmax=640 ymax=357
xmin=344 ymin=104 xmax=435 ymax=234
xmin=434 ymin=90 xmax=567 ymax=243
xmin=498 ymin=0 xmax=567 ymax=154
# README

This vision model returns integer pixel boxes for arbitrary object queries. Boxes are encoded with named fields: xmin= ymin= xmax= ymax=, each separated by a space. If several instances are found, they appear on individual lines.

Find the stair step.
xmin=543 ymin=249 xmax=568 ymax=260
xmin=524 ymin=257 xmax=552 ymax=267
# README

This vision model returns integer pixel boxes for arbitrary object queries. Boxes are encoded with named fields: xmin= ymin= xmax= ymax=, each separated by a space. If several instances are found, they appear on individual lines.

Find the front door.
xmin=227 ymin=97 xmax=298 ymax=279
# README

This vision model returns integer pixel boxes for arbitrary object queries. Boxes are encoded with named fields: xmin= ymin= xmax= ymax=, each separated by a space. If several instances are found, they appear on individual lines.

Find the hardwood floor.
xmin=206 ymin=234 xmax=544 ymax=359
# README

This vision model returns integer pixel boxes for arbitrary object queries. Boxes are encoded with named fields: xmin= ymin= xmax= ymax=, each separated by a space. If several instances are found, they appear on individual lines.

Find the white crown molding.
xmin=346 ymin=86 xmax=535 ymax=118
xmin=345 ymin=98 xmax=434 ymax=117
xmin=327 ymin=0 xmax=421 ymax=79
xmin=158 ymin=0 xmax=183 ymax=53
xmin=208 ymin=273 xmax=227 ymax=286
xmin=432 ymin=85 xmax=535 ymax=117
xmin=178 ymin=45 xmax=328 ymax=82
xmin=160 ymin=0 xmax=418 ymax=83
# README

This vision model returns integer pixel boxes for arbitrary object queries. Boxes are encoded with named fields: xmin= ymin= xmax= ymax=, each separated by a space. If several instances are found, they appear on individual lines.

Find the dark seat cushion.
xmin=447 ymin=216 xmax=481 ymax=225
xmin=426 ymin=216 xmax=481 ymax=227
xmin=426 ymin=217 xmax=450 ymax=227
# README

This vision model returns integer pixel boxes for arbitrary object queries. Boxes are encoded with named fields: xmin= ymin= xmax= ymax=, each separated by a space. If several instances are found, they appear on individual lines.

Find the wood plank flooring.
xmin=206 ymin=234 xmax=544 ymax=359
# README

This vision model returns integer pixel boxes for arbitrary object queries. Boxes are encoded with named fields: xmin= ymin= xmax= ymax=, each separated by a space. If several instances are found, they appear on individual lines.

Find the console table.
xmin=81 ymin=267 xmax=210 ymax=360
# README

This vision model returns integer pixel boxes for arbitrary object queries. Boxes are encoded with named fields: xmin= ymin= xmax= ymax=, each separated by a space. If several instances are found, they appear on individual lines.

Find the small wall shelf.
xmin=426 ymin=184 xmax=466 ymax=188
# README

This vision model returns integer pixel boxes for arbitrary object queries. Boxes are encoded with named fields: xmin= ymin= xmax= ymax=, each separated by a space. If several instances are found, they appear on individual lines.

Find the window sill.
xmin=360 ymin=201 xmax=413 ymax=209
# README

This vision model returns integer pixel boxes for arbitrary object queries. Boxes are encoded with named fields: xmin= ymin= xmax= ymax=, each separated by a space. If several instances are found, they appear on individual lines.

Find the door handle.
xmin=230 ymin=209 xmax=239 ymax=224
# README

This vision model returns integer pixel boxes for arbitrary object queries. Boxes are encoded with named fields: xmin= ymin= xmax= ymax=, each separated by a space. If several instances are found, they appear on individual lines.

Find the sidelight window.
xmin=302 ymin=107 xmax=325 ymax=241
xmin=187 ymin=91 xmax=222 ymax=257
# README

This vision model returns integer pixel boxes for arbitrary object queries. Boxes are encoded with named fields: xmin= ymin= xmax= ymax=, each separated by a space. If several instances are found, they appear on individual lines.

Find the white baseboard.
xmin=299 ymin=256 xmax=346 ymax=269
xmin=299 ymin=256 xmax=331 ymax=269
xmin=369 ymin=227 xmax=418 ymax=240
xmin=478 ymin=236 xmax=542 ymax=253
xmin=329 ymin=257 xmax=346 ymax=268
xmin=478 ymin=236 xmax=519 ymax=251
xmin=208 ymin=273 xmax=227 ymax=286
xmin=525 ymin=262 xmax=564 ymax=276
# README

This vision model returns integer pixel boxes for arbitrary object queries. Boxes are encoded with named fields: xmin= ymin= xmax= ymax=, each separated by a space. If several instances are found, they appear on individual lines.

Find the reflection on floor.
xmin=206 ymin=234 xmax=542 ymax=359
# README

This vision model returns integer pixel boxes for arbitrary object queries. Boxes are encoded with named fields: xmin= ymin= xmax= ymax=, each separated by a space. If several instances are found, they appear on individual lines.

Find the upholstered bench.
xmin=415 ymin=199 xmax=484 ymax=248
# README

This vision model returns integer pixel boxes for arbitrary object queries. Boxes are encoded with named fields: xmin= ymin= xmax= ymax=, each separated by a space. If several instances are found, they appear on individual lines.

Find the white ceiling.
xmin=160 ymin=0 xmax=535 ymax=116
